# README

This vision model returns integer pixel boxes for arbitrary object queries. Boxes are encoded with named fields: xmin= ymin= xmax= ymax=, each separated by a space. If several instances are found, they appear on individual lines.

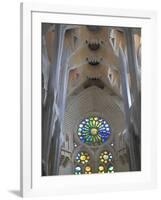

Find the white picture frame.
xmin=20 ymin=2 xmax=157 ymax=197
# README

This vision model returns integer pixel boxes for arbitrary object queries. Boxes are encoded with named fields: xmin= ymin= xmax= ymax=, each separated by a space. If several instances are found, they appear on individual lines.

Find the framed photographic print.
xmin=20 ymin=2 xmax=157 ymax=197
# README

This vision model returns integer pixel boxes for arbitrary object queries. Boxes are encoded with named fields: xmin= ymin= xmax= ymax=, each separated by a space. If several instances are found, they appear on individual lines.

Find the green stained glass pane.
xmin=107 ymin=163 xmax=114 ymax=173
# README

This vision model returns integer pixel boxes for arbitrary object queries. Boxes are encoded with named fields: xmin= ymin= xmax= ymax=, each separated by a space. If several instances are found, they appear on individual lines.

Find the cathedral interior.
xmin=41 ymin=23 xmax=141 ymax=176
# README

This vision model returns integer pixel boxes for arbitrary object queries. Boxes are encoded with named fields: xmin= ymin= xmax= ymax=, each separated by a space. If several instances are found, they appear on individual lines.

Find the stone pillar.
xmin=42 ymin=24 xmax=66 ymax=175
xmin=119 ymin=48 xmax=137 ymax=171
xmin=48 ymin=25 xmax=77 ymax=175
xmin=118 ymin=28 xmax=141 ymax=171
xmin=125 ymin=28 xmax=141 ymax=171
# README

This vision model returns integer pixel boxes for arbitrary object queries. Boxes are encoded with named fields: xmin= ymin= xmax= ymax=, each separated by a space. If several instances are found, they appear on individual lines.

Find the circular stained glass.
xmin=77 ymin=116 xmax=111 ymax=145
xmin=75 ymin=151 xmax=90 ymax=164
xmin=74 ymin=166 xmax=82 ymax=175
xmin=98 ymin=165 xmax=105 ymax=173
xmin=84 ymin=165 xmax=92 ymax=174
xmin=99 ymin=151 xmax=113 ymax=163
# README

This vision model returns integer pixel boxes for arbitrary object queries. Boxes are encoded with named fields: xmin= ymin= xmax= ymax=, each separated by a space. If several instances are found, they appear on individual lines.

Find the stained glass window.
xmin=74 ymin=166 xmax=82 ymax=175
xmin=74 ymin=118 xmax=114 ymax=175
xmin=107 ymin=163 xmax=114 ymax=173
xmin=77 ymin=116 xmax=111 ymax=145
xmin=98 ymin=163 xmax=114 ymax=173
xmin=84 ymin=165 xmax=92 ymax=174
xmin=74 ymin=151 xmax=92 ymax=174
xmin=75 ymin=151 xmax=90 ymax=164
xmin=98 ymin=150 xmax=114 ymax=173
xmin=99 ymin=151 xmax=113 ymax=163
xmin=98 ymin=165 xmax=105 ymax=173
